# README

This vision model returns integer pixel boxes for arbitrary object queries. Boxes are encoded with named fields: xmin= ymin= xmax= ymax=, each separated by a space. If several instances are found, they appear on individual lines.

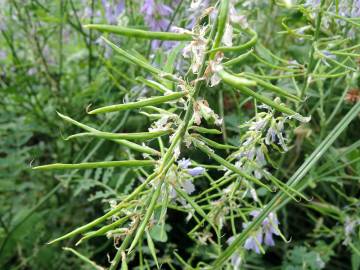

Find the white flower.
xmin=148 ymin=115 xmax=169 ymax=132
xmin=190 ymin=0 xmax=204 ymax=10
xmin=182 ymin=179 xmax=196 ymax=194
xmin=178 ymin=158 xmax=191 ymax=169
xmin=343 ymin=216 xmax=359 ymax=245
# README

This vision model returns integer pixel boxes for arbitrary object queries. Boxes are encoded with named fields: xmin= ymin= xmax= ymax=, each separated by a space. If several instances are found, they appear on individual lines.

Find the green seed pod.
xmin=218 ymin=69 xmax=257 ymax=87
xmin=127 ymin=181 xmax=163 ymax=254
xmin=136 ymin=77 xmax=171 ymax=94
xmin=194 ymin=134 xmax=238 ymax=150
xmin=101 ymin=37 xmax=178 ymax=82
xmin=218 ymin=70 xmax=308 ymax=118
xmin=223 ymin=49 xmax=254 ymax=66
xmin=189 ymin=126 xmax=222 ymax=135
xmin=77 ymin=216 xmax=130 ymax=245
xmin=33 ymin=160 xmax=156 ymax=171
xmin=57 ymin=112 xmax=159 ymax=155
xmin=243 ymin=73 xmax=302 ymax=102
xmin=210 ymin=0 xmax=230 ymax=58
xmin=66 ymin=129 xmax=172 ymax=141
xmin=146 ymin=229 xmax=160 ymax=269
xmin=210 ymin=28 xmax=258 ymax=53
xmin=84 ymin=24 xmax=193 ymax=41
xmin=88 ymin=92 xmax=186 ymax=114
xmin=193 ymin=139 xmax=272 ymax=192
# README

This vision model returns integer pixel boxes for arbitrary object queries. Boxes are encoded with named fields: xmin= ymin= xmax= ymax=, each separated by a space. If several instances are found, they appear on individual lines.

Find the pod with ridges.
xmin=33 ymin=160 xmax=156 ymax=171
xmin=84 ymin=24 xmax=193 ymax=41
xmin=65 ymin=129 xmax=172 ymax=141
xmin=88 ymin=92 xmax=186 ymax=114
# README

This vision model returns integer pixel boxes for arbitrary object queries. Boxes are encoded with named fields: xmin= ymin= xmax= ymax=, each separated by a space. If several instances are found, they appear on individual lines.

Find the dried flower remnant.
xmin=193 ymin=99 xmax=223 ymax=126
xmin=205 ymin=52 xmax=224 ymax=87
xmin=183 ymin=26 xmax=208 ymax=74
xmin=345 ymin=89 xmax=360 ymax=104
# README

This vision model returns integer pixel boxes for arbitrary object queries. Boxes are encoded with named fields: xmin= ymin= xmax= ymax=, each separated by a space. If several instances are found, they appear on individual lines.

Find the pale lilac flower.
xmin=242 ymin=210 xmax=280 ymax=253
xmin=27 ymin=67 xmax=37 ymax=76
xmin=249 ymin=118 xmax=268 ymax=131
xmin=102 ymin=0 xmax=125 ymax=24
xmin=265 ymin=126 xmax=276 ymax=145
xmin=0 ymin=50 xmax=6 ymax=60
xmin=243 ymin=223 xmax=263 ymax=254
xmin=178 ymin=158 xmax=191 ymax=169
xmin=187 ymin=166 xmax=205 ymax=176
xmin=262 ymin=212 xmax=280 ymax=246
xmin=343 ymin=216 xmax=359 ymax=245
xmin=226 ymin=236 xmax=242 ymax=269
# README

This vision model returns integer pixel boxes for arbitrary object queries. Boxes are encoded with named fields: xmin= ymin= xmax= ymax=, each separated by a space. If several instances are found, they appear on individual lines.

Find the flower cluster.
xmin=243 ymin=210 xmax=281 ymax=253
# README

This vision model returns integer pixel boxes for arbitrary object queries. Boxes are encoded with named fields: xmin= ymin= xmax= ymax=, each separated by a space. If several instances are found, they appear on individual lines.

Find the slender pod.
xmin=88 ymin=92 xmax=186 ymax=114
xmin=189 ymin=126 xmax=222 ymax=135
xmin=135 ymin=77 xmax=172 ymax=94
xmin=47 ymin=172 xmax=158 ymax=244
xmin=223 ymin=49 xmax=254 ymax=66
xmin=77 ymin=216 xmax=130 ymax=244
xmin=146 ymin=229 xmax=160 ymax=269
xmin=33 ymin=160 xmax=156 ymax=171
xmin=193 ymin=134 xmax=238 ymax=150
xmin=218 ymin=70 xmax=310 ymax=121
xmin=66 ymin=129 xmax=172 ymax=141
xmin=193 ymin=139 xmax=272 ymax=191
xmin=243 ymin=73 xmax=302 ymax=102
xmin=57 ymin=112 xmax=159 ymax=155
xmin=127 ymin=180 xmax=164 ymax=254
xmin=209 ymin=28 xmax=258 ymax=53
xmin=210 ymin=0 xmax=230 ymax=58
xmin=84 ymin=24 xmax=193 ymax=41
xmin=101 ymin=37 xmax=179 ymax=82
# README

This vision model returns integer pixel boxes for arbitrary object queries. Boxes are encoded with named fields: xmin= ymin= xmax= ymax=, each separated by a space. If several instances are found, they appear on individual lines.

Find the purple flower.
xmin=187 ymin=166 xmax=205 ymax=176
xmin=140 ymin=0 xmax=175 ymax=49
xmin=263 ymin=213 xmax=280 ymax=246
xmin=102 ymin=0 xmax=125 ymax=24
xmin=141 ymin=0 xmax=172 ymax=31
